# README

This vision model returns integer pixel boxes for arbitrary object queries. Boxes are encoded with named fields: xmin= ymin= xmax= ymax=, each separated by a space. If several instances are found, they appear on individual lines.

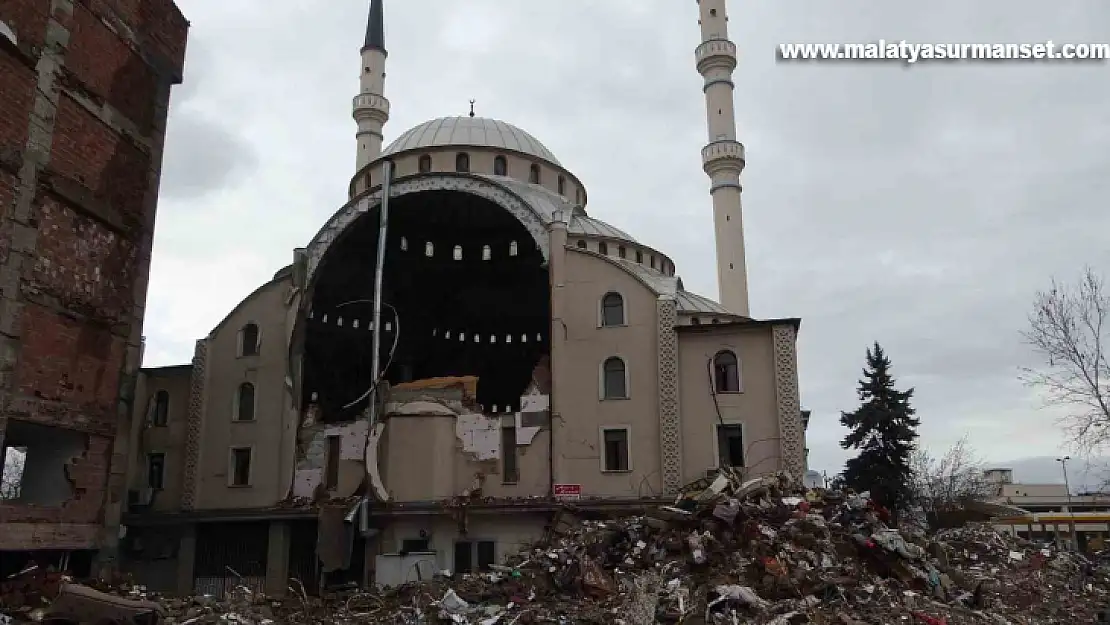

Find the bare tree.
xmin=1 ymin=447 xmax=25 ymax=499
xmin=1021 ymin=267 xmax=1110 ymax=453
xmin=911 ymin=436 xmax=991 ymax=513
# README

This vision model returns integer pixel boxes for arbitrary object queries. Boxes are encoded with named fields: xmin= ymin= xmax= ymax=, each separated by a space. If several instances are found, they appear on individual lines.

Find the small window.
xmin=617 ymin=245 xmax=626 ymax=259
xmin=325 ymin=435 xmax=341 ymax=490
xmin=502 ymin=426 xmax=519 ymax=483
xmin=453 ymin=245 xmax=463 ymax=260
xmin=151 ymin=390 xmax=169 ymax=426
xmin=454 ymin=540 xmax=496 ymax=573
xmin=602 ymin=357 xmax=627 ymax=399
xmin=401 ymin=538 xmax=430 ymax=554
xmin=529 ymin=163 xmax=541 ymax=184
xmin=576 ymin=240 xmax=587 ymax=249
xmin=601 ymin=292 xmax=625 ymax=327
xmin=598 ymin=241 xmax=608 ymax=255
xmin=455 ymin=152 xmax=470 ymax=172
xmin=649 ymin=255 xmax=656 ymax=269
xmin=399 ymin=236 xmax=408 ymax=251
xmin=509 ymin=240 xmax=518 ymax=256
xmin=557 ymin=175 xmax=566 ymax=195
xmin=575 ymin=188 xmax=582 ymax=205
xmin=147 ymin=452 xmax=165 ymax=490
xmin=713 ymin=350 xmax=740 ymax=393
xmin=482 ymin=245 xmax=491 ymax=260
xmin=240 ymin=323 xmax=259 ymax=357
xmin=716 ymin=424 xmax=744 ymax=467
xmin=425 ymin=241 xmax=434 ymax=257
xmin=635 ymin=250 xmax=643 ymax=263
xmin=418 ymin=154 xmax=432 ymax=173
xmin=602 ymin=428 xmax=630 ymax=472
xmin=494 ymin=155 xmax=508 ymax=176
xmin=235 ymin=382 xmax=256 ymax=421
xmin=230 ymin=448 xmax=252 ymax=486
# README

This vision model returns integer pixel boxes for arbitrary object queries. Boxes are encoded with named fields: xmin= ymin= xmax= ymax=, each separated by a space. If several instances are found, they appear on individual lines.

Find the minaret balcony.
xmin=352 ymin=93 xmax=390 ymax=122
xmin=702 ymin=140 xmax=745 ymax=174
xmin=695 ymin=38 xmax=737 ymax=74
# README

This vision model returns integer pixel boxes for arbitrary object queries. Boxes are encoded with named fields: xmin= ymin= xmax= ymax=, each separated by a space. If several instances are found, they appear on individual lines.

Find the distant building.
xmin=985 ymin=467 xmax=1110 ymax=551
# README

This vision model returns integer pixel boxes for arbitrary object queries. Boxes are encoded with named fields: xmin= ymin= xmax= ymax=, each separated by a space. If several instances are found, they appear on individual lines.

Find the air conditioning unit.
xmin=128 ymin=488 xmax=154 ymax=507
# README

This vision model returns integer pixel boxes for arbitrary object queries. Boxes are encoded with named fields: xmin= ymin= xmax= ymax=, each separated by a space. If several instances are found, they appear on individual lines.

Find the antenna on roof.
xmin=469 ymin=99 xmax=476 ymax=118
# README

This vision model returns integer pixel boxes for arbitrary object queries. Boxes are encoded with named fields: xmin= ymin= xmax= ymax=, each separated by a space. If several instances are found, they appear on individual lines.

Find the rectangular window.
xmin=401 ymin=538 xmax=430 ymax=553
xmin=602 ymin=428 xmax=629 ymax=472
xmin=325 ymin=435 xmax=341 ymax=490
xmin=454 ymin=540 xmax=496 ymax=573
xmin=147 ymin=452 xmax=166 ymax=490
xmin=231 ymin=448 xmax=252 ymax=486
xmin=501 ymin=426 xmax=519 ymax=483
xmin=716 ymin=424 xmax=744 ymax=467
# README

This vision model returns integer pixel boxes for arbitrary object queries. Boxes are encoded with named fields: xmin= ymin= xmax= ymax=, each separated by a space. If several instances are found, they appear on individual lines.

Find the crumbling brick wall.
xmin=0 ymin=0 xmax=188 ymax=557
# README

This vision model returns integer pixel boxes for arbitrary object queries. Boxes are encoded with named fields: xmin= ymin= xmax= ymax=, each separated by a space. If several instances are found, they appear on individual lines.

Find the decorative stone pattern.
xmin=305 ymin=175 xmax=551 ymax=286
xmin=656 ymin=297 xmax=682 ymax=494
xmin=181 ymin=338 xmax=208 ymax=511
xmin=772 ymin=324 xmax=805 ymax=477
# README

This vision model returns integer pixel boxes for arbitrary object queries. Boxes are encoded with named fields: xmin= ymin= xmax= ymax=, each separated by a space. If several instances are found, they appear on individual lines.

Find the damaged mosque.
xmin=120 ymin=0 xmax=809 ymax=595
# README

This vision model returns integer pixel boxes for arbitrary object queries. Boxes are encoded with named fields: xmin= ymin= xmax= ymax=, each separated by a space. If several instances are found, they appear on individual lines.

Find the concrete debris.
xmin=3 ymin=471 xmax=1108 ymax=623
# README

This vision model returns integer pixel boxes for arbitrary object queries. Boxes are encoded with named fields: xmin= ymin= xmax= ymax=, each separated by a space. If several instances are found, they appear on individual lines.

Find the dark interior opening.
xmin=303 ymin=190 xmax=550 ymax=422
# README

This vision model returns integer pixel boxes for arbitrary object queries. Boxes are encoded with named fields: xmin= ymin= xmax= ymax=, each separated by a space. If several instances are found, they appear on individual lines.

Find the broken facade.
xmin=0 ymin=0 xmax=188 ymax=574
xmin=119 ymin=0 xmax=808 ymax=597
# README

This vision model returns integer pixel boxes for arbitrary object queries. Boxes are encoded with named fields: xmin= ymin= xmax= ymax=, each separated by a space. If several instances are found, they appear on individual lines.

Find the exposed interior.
xmin=303 ymin=190 xmax=550 ymax=422
xmin=1 ymin=420 xmax=87 ymax=505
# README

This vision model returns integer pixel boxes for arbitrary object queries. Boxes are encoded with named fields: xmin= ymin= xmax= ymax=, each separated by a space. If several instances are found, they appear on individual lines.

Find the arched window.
xmin=418 ymin=154 xmax=432 ymax=173
xmin=425 ymin=241 xmax=434 ymax=257
xmin=494 ymin=155 xmax=508 ymax=176
xmin=239 ymin=323 xmax=259 ymax=357
xmin=235 ymin=382 xmax=256 ymax=421
xmin=576 ymin=240 xmax=587 ymax=249
xmin=713 ymin=350 xmax=740 ymax=393
xmin=635 ymin=250 xmax=643 ymax=263
xmin=399 ymin=236 xmax=408 ymax=251
xmin=575 ymin=188 xmax=582 ymax=205
xmin=455 ymin=152 xmax=470 ymax=172
xmin=598 ymin=241 xmax=608 ymax=255
xmin=617 ymin=245 xmax=626 ymax=259
xmin=602 ymin=357 xmax=627 ymax=399
xmin=529 ymin=163 xmax=541 ymax=184
xmin=557 ymin=175 xmax=566 ymax=195
xmin=509 ymin=240 xmax=518 ymax=256
xmin=453 ymin=245 xmax=463 ymax=260
xmin=482 ymin=245 xmax=491 ymax=260
xmin=151 ymin=390 xmax=169 ymax=426
xmin=601 ymin=292 xmax=625 ymax=327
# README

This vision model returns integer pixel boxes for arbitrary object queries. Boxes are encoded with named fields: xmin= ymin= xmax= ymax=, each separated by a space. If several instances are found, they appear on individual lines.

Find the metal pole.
xmin=368 ymin=159 xmax=393 ymax=428
xmin=1058 ymin=456 xmax=1077 ymax=551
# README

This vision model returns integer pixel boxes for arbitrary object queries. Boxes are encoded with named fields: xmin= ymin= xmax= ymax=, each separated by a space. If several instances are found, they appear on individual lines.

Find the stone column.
xmin=265 ymin=520 xmax=290 ymax=597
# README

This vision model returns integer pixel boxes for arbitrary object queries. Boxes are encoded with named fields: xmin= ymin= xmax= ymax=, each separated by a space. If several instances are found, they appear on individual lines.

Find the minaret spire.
xmin=353 ymin=0 xmax=391 ymax=172
xmin=695 ymin=0 xmax=749 ymax=316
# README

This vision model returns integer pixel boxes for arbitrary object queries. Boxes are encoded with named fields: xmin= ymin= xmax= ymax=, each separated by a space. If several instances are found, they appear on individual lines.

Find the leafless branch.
xmin=911 ymin=436 xmax=991 ymax=512
xmin=1020 ymin=266 xmax=1110 ymax=454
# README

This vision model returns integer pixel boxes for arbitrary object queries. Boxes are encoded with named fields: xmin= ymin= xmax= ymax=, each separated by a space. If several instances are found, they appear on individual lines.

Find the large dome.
xmin=382 ymin=116 xmax=561 ymax=166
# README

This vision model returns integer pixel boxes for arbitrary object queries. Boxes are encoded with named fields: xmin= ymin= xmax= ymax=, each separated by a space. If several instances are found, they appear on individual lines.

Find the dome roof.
xmin=382 ymin=116 xmax=562 ymax=166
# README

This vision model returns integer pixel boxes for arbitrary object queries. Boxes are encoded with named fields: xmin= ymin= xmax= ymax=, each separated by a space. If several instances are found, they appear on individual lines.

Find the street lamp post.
xmin=1057 ymin=456 xmax=1078 ymax=551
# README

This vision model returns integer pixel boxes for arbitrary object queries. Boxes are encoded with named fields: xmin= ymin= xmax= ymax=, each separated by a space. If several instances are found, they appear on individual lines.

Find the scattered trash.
xmin=2 ymin=470 xmax=1105 ymax=623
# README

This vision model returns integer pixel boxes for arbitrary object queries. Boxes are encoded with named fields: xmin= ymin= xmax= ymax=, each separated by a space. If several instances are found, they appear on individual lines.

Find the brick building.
xmin=0 ymin=0 xmax=188 ymax=574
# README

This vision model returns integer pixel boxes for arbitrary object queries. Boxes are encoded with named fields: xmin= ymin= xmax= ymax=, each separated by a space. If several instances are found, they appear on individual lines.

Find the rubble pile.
xmin=3 ymin=471 xmax=1107 ymax=623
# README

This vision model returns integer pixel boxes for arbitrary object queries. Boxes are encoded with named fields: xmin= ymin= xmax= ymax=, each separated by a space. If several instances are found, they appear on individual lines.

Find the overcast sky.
xmin=146 ymin=0 xmax=1109 ymax=483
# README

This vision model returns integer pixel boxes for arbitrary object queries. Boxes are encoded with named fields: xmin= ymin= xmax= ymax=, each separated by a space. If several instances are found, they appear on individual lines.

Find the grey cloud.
xmin=159 ymin=110 xmax=258 ymax=201
xmin=147 ymin=0 xmax=1110 ymax=477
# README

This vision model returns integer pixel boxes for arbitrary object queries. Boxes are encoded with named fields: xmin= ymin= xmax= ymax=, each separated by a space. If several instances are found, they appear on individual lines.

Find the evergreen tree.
xmin=840 ymin=342 xmax=920 ymax=514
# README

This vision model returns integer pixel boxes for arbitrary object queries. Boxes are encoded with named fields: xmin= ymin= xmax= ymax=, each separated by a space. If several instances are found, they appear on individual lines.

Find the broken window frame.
xmin=715 ymin=423 xmax=745 ymax=468
xmin=147 ymin=452 xmax=166 ymax=490
xmin=229 ymin=446 xmax=253 ymax=487
xmin=601 ymin=356 xmax=628 ymax=400
xmin=234 ymin=382 xmax=256 ymax=422
xmin=150 ymin=390 xmax=170 ymax=426
xmin=712 ymin=350 xmax=741 ymax=393
xmin=600 ymin=292 xmax=625 ymax=327
xmin=501 ymin=426 xmax=519 ymax=484
xmin=601 ymin=427 xmax=631 ymax=472
xmin=454 ymin=540 xmax=497 ymax=574
xmin=239 ymin=323 xmax=260 ymax=357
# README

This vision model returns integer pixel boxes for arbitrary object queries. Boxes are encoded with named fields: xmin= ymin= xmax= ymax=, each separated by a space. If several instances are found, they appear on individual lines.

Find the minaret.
xmin=695 ymin=0 xmax=749 ymax=317
xmin=353 ymin=0 xmax=390 ymax=172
